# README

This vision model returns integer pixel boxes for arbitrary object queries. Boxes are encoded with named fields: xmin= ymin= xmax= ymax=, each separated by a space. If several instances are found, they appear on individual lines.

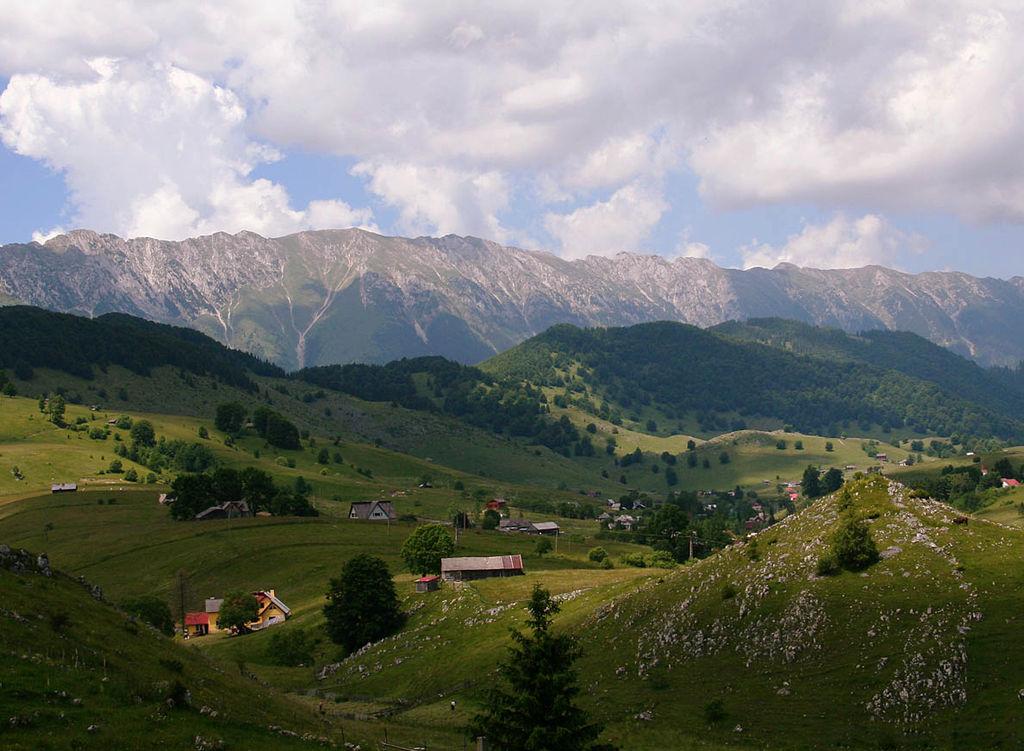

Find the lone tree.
xmin=401 ymin=524 xmax=455 ymax=576
xmin=323 ymin=554 xmax=404 ymax=653
xmin=469 ymin=585 xmax=615 ymax=751
xmin=802 ymin=465 xmax=822 ymax=498
xmin=218 ymin=591 xmax=258 ymax=634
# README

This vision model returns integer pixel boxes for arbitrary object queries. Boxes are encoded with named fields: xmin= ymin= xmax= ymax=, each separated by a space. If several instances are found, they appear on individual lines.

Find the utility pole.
xmin=689 ymin=531 xmax=695 ymax=561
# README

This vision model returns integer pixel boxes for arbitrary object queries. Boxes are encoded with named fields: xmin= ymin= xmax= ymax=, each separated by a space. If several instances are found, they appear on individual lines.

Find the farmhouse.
xmin=415 ymin=575 xmax=440 ymax=593
xmin=349 ymin=500 xmax=397 ymax=521
xmin=51 ymin=483 xmax=77 ymax=493
xmin=194 ymin=501 xmax=252 ymax=520
xmin=183 ymin=612 xmax=210 ymax=637
xmin=441 ymin=554 xmax=525 ymax=581
xmin=485 ymin=498 xmax=508 ymax=511
xmin=1002 ymin=478 xmax=1021 ymax=488
xmin=248 ymin=590 xmax=291 ymax=630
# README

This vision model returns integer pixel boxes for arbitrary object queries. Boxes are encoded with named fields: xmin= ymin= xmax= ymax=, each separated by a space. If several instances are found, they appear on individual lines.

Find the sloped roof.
xmin=184 ymin=612 xmax=209 ymax=626
xmin=533 ymin=522 xmax=560 ymax=532
xmin=255 ymin=590 xmax=291 ymax=616
xmin=349 ymin=500 xmax=397 ymax=519
xmin=441 ymin=554 xmax=524 ymax=573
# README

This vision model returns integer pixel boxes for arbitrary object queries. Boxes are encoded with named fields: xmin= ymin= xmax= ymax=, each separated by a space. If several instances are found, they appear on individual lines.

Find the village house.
xmin=485 ymin=498 xmax=508 ymax=512
xmin=1002 ymin=478 xmax=1021 ymax=489
xmin=441 ymin=554 xmax=525 ymax=582
xmin=183 ymin=612 xmax=210 ymax=637
xmin=875 ymin=453 xmax=888 ymax=462
xmin=532 ymin=521 xmax=561 ymax=536
xmin=204 ymin=597 xmax=223 ymax=630
xmin=248 ymin=590 xmax=291 ymax=630
xmin=194 ymin=501 xmax=252 ymax=520
xmin=348 ymin=500 xmax=397 ymax=521
xmin=415 ymin=575 xmax=440 ymax=593
xmin=613 ymin=514 xmax=637 ymax=531
xmin=51 ymin=483 xmax=77 ymax=493
xmin=499 ymin=518 xmax=536 ymax=533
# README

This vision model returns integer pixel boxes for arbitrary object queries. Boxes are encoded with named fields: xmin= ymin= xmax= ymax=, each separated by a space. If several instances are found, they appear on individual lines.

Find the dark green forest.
xmin=0 ymin=306 xmax=282 ymax=390
xmin=483 ymin=321 xmax=1024 ymax=440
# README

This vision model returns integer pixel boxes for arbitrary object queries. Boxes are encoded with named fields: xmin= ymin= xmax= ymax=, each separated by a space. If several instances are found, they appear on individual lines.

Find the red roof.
xmin=184 ymin=612 xmax=209 ymax=626
xmin=416 ymin=575 xmax=440 ymax=582
xmin=1003 ymin=478 xmax=1021 ymax=487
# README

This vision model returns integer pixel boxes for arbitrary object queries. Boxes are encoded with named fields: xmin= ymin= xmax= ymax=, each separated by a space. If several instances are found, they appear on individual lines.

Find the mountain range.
xmin=2 ymin=228 xmax=1024 ymax=369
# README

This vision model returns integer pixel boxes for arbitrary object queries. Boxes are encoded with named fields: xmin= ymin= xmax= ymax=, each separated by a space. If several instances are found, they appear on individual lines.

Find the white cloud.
xmin=740 ymin=214 xmax=926 ymax=270
xmin=0 ymin=57 xmax=374 ymax=240
xmin=1 ymin=0 xmax=1024 ymax=249
xmin=353 ymin=161 xmax=509 ymax=241
xmin=544 ymin=181 xmax=667 ymax=259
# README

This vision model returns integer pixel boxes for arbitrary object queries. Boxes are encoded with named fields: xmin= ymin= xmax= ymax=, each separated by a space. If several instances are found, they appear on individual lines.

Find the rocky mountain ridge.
xmin=1 ymin=228 xmax=1022 ymax=369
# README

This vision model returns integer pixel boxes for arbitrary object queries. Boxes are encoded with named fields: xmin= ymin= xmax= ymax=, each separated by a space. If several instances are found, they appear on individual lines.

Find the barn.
xmin=440 ymin=554 xmax=524 ymax=582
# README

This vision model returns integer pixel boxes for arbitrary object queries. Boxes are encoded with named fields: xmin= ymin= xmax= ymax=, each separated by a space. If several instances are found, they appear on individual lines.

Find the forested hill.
xmin=481 ymin=321 xmax=1024 ymax=440
xmin=712 ymin=318 xmax=1024 ymax=417
xmin=0 ymin=306 xmax=283 ymax=390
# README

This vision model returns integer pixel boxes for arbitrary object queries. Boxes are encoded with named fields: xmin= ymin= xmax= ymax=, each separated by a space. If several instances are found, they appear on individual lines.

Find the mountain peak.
xmin=3 ymin=228 xmax=1024 ymax=369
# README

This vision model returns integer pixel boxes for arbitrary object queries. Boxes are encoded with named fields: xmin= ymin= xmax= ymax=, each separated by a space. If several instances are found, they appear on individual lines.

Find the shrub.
xmin=108 ymin=459 xmax=123 ymax=473
xmin=482 ymin=509 xmax=501 ymax=530
xmin=649 ymin=550 xmax=675 ymax=568
xmin=703 ymin=699 xmax=726 ymax=724
xmin=833 ymin=515 xmax=880 ymax=571
xmin=587 ymin=546 xmax=608 ymax=563
xmin=265 ymin=628 xmax=319 ymax=667
xmin=721 ymin=583 xmax=737 ymax=600
xmin=816 ymin=554 xmax=840 ymax=577
xmin=535 ymin=538 xmax=553 ymax=556
xmin=621 ymin=552 xmax=646 ymax=568
xmin=124 ymin=468 xmax=139 ymax=482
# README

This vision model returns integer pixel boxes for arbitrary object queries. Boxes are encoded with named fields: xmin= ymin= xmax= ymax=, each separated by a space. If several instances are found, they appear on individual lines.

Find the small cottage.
xmin=415 ymin=575 xmax=440 ymax=593
xmin=204 ymin=597 xmax=223 ymax=630
xmin=194 ymin=501 xmax=252 ymax=520
xmin=485 ymin=498 xmax=508 ymax=511
xmin=441 ymin=554 xmax=525 ymax=582
xmin=51 ymin=483 xmax=78 ymax=493
xmin=349 ymin=500 xmax=397 ymax=521
xmin=183 ymin=612 xmax=210 ymax=637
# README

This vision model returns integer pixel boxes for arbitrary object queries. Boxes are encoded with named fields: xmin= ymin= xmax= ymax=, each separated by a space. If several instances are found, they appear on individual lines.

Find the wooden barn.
xmin=441 ymin=554 xmax=524 ymax=582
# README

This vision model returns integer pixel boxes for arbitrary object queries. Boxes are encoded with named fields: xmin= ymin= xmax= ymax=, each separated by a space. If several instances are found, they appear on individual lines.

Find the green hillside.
xmin=0 ymin=547 xmax=340 ymax=749
xmin=10 ymin=476 xmax=1014 ymax=749
xmin=712 ymin=317 xmax=1024 ymax=416
xmin=482 ymin=321 xmax=1024 ymax=440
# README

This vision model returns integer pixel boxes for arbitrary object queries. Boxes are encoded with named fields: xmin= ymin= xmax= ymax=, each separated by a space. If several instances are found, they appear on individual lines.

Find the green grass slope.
xmin=0 ymin=548 xmax=337 ymax=750
xmin=275 ymin=476 xmax=1024 ymax=749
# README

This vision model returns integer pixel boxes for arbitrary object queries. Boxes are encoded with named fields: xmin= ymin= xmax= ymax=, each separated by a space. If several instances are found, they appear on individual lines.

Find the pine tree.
xmin=469 ymin=585 xmax=615 ymax=751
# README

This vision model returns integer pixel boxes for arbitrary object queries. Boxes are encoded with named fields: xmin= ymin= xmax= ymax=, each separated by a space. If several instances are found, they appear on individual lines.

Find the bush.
xmin=124 ymin=468 xmax=139 ymax=482
xmin=833 ymin=515 xmax=880 ymax=571
xmin=121 ymin=595 xmax=174 ymax=636
xmin=108 ymin=459 xmax=123 ymax=473
xmin=482 ymin=509 xmax=500 ymax=530
xmin=198 ymin=425 xmax=209 ymax=439
xmin=587 ymin=546 xmax=608 ymax=563
xmin=600 ymin=558 xmax=613 ymax=569
xmin=703 ymin=699 xmax=726 ymax=724
xmin=621 ymin=552 xmax=647 ymax=568
xmin=535 ymin=538 xmax=553 ymax=556
xmin=265 ymin=628 xmax=319 ymax=667
xmin=648 ymin=550 xmax=675 ymax=568
xmin=721 ymin=583 xmax=737 ymax=600
xmin=816 ymin=554 xmax=840 ymax=577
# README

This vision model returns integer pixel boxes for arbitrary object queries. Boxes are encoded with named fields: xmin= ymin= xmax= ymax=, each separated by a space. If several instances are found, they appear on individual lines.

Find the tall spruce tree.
xmin=469 ymin=585 xmax=615 ymax=751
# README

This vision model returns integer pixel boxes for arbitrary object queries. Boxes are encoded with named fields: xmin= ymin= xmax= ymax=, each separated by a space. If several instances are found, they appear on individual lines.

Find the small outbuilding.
xmin=441 ymin=554 xmax=524 ymax=582
xmin=348 ymin=500 xmax=397 ymax=521
xmin=51 ymin=483 xmax=78 ymax=493
xmin=415 ymin=575 xmax=440 ymax=593
xmin=532 ymin=521 xmax=560 ymax=536
xmin=194 ymin=501 xmax=252 ymax=520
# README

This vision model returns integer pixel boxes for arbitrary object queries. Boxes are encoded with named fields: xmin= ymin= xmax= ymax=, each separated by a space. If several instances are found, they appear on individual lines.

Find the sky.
xmin=1 ymin=1 xmax=1023 ymax=277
